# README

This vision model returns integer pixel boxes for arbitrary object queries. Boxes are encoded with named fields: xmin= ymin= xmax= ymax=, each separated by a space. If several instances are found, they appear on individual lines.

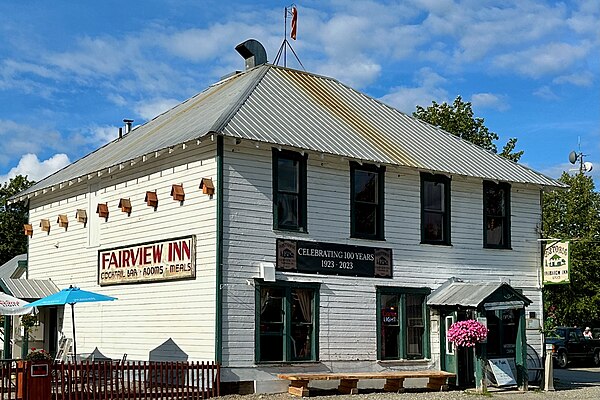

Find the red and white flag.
xmin=290 ymin=6 xmax=298 ymax=40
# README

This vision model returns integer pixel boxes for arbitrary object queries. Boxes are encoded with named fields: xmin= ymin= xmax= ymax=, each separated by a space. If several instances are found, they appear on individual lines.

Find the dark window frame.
xmin=483 ymin=181 xmax=511 ymax=249
xmin=420 ymin=173 xmax=451 ymax=245
xmin=376 ymin=287 xmax=431 ymax=360
xmin=255 ymin=281 xmax=320 ymax=364
xmin=350 ymin=162 xmax=385 ymax=240
xmin=272 ymin=149 xmax=308 ymax=232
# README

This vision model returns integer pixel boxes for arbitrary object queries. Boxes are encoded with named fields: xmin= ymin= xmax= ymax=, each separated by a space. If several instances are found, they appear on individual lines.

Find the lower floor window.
xmin=378 ymin=287 xmax=430 ymax=360
xmin=257 ymin=283 xmax=318 ymax=362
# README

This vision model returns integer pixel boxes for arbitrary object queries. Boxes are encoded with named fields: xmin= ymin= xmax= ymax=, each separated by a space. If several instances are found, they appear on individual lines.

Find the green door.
xmin=441 ymin=311 xmax=457 ymax=375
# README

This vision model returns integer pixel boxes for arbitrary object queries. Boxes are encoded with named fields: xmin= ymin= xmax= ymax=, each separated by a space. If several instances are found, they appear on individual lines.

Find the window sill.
xmin=377 ymin=359 xmax=431 ymax=366
xmin=420 ymin=242 xmax=452 ymax=247
xmin=483 ymin=245 xmax=512 ymax=250
xmin=350 ymin=235 xmax=386 ymax=242
xmin=255 ymin=360 xmax=320 ymax=366
xmin=274 ymin=227 xmax=309 ymax=235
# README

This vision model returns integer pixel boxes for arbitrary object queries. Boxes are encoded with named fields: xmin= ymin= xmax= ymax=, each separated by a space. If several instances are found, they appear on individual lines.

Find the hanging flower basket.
xmin=447 ymin=319 xmax=488 ymax=348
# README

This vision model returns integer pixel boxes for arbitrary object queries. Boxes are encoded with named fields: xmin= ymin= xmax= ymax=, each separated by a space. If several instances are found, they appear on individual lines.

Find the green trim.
xmin=255 ymin=281 xmax=320 ymax=363
xmin=516 ymin=308 xmax=528 ymax=390
xmin=483 ymin=181 xmax=512 ymax=249
xmin=420 ymin=173 xmax=451 ymax=245
xmin=215 ymin=135 xmax=224 ymax=364
xmin=272 ymin=149 xmax=308 ymax=232
xmin=3 ymin=316 xmax=11 ymax=358
xmin=350 ymin=162 xmax=385 ymax=240
xmin=376 ymin=286 xmax=431 ymax=360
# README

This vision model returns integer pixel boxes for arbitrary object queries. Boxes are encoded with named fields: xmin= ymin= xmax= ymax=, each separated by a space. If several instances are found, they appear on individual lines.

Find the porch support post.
xmin=474 ymin=341 xmax=487 ymax=393
xmin=515 ymin=308 xmax=528 ymax=391
xmin=3 ymin=316 xmax=11 ymax=358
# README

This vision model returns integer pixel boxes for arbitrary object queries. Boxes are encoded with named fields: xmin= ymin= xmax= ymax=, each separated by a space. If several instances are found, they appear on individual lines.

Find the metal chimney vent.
xmin=235 ymin=39 xmax=267 ymax=70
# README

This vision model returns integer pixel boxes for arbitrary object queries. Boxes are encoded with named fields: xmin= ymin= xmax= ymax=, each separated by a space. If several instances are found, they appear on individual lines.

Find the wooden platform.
xmin=277 ymin=371 xmax=456 ymax=396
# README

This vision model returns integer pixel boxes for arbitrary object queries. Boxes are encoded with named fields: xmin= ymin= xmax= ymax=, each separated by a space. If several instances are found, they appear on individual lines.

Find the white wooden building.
xmin=14 ymin=40 xmax=564 ymax=393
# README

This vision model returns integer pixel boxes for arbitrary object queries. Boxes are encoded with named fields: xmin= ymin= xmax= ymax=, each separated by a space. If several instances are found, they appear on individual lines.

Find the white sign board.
xmin=488 ymin=358 xmax=516 ymax=386
xmin=99 ymin=235 xmax=196 ymax=286
xmin=543 ymin=240 xmax=570 ymax=285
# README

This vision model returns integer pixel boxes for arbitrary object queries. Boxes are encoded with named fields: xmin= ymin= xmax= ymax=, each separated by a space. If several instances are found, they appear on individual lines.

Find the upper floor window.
xmin=351 ymin=163 xmax=385 ymax=240
xmin=483 ymin=181 xmax=511 ymax=248
xmin=421 ymin=173 xmax=451 ymax=245
xmin=273 ymin=149 xmax=307 ymax=232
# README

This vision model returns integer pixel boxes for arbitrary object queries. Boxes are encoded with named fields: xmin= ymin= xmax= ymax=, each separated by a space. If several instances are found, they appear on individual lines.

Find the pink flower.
xmin=447 ymin=320 xmax=488 ymax=348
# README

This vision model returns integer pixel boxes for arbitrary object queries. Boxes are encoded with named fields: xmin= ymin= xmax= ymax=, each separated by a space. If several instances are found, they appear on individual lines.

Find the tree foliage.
xmin=0 ymin=175 xmax=34 ymax=266
xmin=542 ymin=172 xmax=600 ymax=327
xmin=413 ymin=96 xmax=523 ymax=162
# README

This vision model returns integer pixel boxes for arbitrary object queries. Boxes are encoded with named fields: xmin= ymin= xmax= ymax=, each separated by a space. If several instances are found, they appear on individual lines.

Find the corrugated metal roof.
xmin=14 ymin=64 xmax=565 ymax=200
xmin=427 ymin=279 xmax=531 ymax=308
xmin=1 ymin=278 xmax=60 ymax=300
xmin=0 ymin=254 xmax=27 ymax=280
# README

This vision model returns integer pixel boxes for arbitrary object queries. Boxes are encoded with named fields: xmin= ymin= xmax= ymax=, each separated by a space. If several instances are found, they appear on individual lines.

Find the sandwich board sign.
xmin=543 ymin=240 xmax=570 ymax=285
xmin=488 ymin=358 xmax=516 ymax=386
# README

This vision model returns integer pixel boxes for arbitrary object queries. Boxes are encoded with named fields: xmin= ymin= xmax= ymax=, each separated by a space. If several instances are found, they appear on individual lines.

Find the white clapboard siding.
xmin=221 ymin=142 xmax=544 ymax=372
xmin=27 ymin=144 xmax=218 ymax=361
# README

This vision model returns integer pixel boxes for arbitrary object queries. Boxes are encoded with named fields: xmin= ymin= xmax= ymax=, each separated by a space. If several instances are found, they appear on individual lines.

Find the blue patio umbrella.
xmin=26 ymin=285 xmax=117 ymax=358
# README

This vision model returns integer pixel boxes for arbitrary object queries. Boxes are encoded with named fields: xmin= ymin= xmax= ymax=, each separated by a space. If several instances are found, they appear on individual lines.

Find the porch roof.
xmin=427 ymin=278 xmax=532 ymax=309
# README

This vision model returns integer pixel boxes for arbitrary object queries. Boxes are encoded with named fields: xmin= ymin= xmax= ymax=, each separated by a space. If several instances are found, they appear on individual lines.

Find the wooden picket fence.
xmin=0 ymin=359 xmax=220 ymax=400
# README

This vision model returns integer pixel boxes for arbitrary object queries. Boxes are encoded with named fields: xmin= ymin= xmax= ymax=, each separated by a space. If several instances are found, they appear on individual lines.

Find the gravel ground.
xmin=220 ymin=384 xmax=600 ymax=400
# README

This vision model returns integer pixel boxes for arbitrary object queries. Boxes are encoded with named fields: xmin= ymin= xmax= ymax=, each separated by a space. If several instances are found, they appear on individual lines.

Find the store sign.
xmin=543 ymin=240 xmax=570 ymax=285
xmin=98 ymin=236 xmax=196 ymax=286
xmin=276 ymin=239 xmax=392 ymax=278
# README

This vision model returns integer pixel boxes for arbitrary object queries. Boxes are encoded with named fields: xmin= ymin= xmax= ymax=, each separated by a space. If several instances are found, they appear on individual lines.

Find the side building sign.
xmin=98 ymin=235 xmax=196 ymax=285
xmin=543 ymin=240 xmax=569 ymax=285
xmin=276 ymin=239 xmax=393 ymax=278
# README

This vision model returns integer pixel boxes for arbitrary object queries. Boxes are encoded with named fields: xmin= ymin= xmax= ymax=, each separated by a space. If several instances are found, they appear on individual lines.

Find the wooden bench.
xmin=277 ymin=371 xmax=456 ymax=396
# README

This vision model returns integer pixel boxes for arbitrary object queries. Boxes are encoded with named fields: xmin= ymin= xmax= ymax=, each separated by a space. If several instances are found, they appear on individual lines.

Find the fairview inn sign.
xmin=98 ymin=236 xmax=196 ymax=286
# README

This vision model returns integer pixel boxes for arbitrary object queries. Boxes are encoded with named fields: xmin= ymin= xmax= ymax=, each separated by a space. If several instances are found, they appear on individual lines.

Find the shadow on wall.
xmin=149 ymin=338 xmax=188 ymax=362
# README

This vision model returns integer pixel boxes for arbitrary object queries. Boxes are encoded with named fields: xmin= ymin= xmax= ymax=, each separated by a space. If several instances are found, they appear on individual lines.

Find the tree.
xmin=0 ymin=175 xmax=34 ymax=266
xmin=542 ymin=172 xmax=600 ymax=327
xmin=413 ymin=96 xmax=523 ymax=162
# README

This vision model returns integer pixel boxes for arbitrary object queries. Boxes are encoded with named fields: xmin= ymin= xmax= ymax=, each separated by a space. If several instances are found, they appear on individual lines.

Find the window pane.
xmin=354 ymin=170 xmax=377 ymax=203
xmin=278 ymin=158 xmax=299 ymax=192
xmin=260 ymin=335 xmax=283 ymax=361
xmin=406 ymin=294 xmax=425 ymax=358
xmin=423 ymin=212 xmax=443 ymax=241
xmin=260 ymin=287 xmax=284 ymax=322
xmin=291 ymin=289 xmax=313 ymax=360
xmin=355 ymin=203 xmax=376 ymax=235
xmin=486 ymin=217 xmax=504 ymax=246
xmin=259 ymin=287 xmax=284 ymax=362
xmin=381 ymin=294 xmax=399 ymax=359
xmin=424 ymin=181 xmax=444 ymax=211
xmin=277 ymin=194 xmax=299 ymax=227
xmin=485 ymin=186 xmax=505 ymax=216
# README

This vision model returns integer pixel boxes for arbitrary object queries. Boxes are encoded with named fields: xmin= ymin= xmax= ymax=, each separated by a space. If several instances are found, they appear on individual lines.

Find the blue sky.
xmin=1 ymin=0 xmax=599 ymax=187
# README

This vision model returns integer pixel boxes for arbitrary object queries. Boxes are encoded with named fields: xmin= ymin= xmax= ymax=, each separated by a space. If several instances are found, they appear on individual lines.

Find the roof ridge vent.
xmin=235 ymin=39 xmax=267 ymax=70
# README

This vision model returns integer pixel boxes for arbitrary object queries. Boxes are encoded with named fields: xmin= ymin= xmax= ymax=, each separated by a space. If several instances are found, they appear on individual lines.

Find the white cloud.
xmin=470 ymin=93 xmax=509 ymax=111
xmin=0 ymin=153 xmax=70 ymax=184
xmin=533 ymin=85 xmax=559 ymax=100
xmin=0 ymin=119 xmax=63 ymax=166
xmin=134 ymin=98 xmax=181 ymax=121
xmin=379 ymin=68 xmax=448 ymax=113
xmin=553 ymin=71 xmax=594 ymax=87
xmin=493 ymin=42 xmax=592 ymax=78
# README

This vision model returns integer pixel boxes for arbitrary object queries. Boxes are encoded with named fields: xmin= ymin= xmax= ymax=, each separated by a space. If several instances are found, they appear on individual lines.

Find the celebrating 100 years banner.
xmin=276 ymin=239 xmax=393 ymax=278
xmin=98 ymin=235 xmax=196 ymax=286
